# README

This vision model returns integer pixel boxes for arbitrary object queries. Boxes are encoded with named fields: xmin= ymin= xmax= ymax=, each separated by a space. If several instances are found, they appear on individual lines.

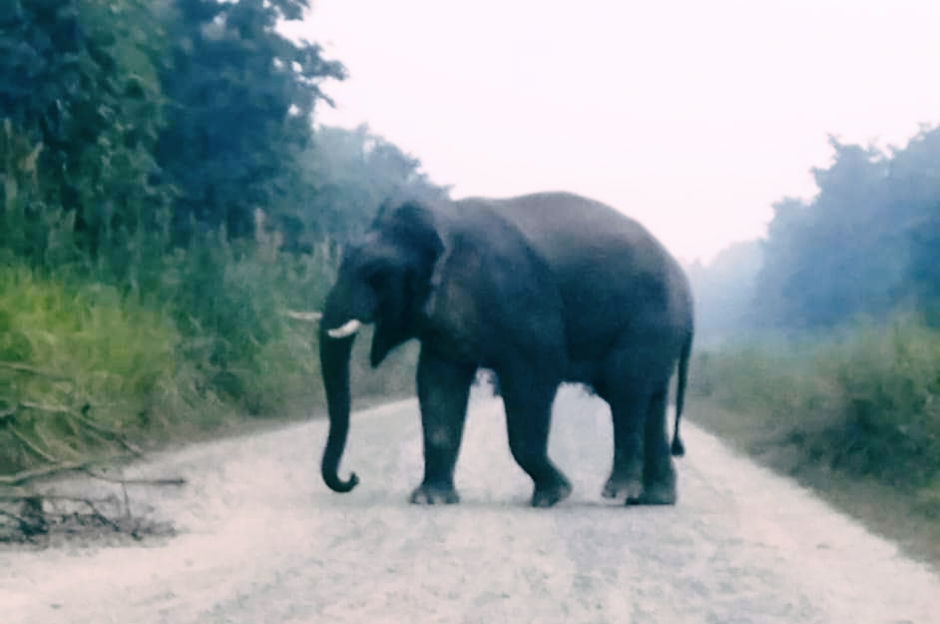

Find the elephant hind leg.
xmin=499 ymin=370 xmax=571 ymax=508
xmin=632 ymin=384 xmax=676 ymax=506
xmin=601 ymin=387 xmax=647 ymax=502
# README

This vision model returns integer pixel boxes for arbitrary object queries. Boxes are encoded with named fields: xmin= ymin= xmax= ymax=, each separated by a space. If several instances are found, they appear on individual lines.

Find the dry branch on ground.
xmin=0 ymin=364 xmax=184 ymax=543
xmin=0 ymin=468 xmax=185 ymax=543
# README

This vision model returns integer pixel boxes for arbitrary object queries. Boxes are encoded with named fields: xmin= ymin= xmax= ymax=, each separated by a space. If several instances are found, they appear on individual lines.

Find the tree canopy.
xmin=156 ymin=0 xmax=347 ymax=241
xmin=0 ymin=0 xmax=445 ymax=273
xmin=754 ymin=131 xmax=940 ymax=329
xmin=694 ymin=127 xmax=940 ymax=335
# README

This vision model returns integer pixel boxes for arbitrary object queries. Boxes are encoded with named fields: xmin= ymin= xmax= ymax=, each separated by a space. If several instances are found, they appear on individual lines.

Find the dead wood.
xmin=17 ymin=400 xmax=144 ymax=456
xmin=283 ymin=309 xmax=323 ymax=322
xmin=0 ymin=362 xmax=71 ymax=381
xmin=8 ymin=427 xmax=61 ymax=464
xmin=81 ymin=469 xmax=186 ymax=487
xmin=0 ymin=461 xmax=95 ymax=486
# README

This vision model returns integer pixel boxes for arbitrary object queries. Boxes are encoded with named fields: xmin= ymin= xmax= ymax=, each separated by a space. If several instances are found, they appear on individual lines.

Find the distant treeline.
xmin=690 ymin=129 xmax=940 ymax=335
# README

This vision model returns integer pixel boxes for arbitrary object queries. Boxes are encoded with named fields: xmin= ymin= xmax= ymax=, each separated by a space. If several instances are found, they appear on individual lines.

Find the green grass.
xmin=0 ymin=258 xmax=420 ymax=477
xmin=689 ymin=317 xmax=940 ymax=568
xmin=0 ymin=264 xmax=206 ymax=473
xmin=154 ymin=234 xmax=418 ymax=419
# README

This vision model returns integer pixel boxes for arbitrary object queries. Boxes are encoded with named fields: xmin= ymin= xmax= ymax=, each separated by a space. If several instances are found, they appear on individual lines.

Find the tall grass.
xmin=0 ymin=264 xmax=213 ymax=473
xmin=0 ymin=245 xmax=421 ymax=475
xmin=1 ymin=98 xmax=422 ymax=479
xmin=155 ymin=229 xmax=334 ymax=416
xmin=691 ymin=317 xmax=940 ymax=490
xmin=0 ymin=128 xmax=415 ymax=473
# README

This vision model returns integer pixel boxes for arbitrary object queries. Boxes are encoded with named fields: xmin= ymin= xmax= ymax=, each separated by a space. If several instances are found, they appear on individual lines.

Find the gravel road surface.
xmin=2 ymin=386 xmax=939 ymax=623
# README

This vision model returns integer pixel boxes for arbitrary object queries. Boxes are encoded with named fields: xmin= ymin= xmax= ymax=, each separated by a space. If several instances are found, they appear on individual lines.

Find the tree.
xmin=686 ymin=240 xmax=763 ymax=342
xmin=0 ymin=0 xmax=171 ymax=267
xmin=888 ymin=127 xmax=940 ymax=320
xmin=271 ymin=124 xmax=450 ymax=252
xmin=155 ymin=0 xmax=346 ymax=242
xmin=754 ymin=129 xmax=940 ymax=329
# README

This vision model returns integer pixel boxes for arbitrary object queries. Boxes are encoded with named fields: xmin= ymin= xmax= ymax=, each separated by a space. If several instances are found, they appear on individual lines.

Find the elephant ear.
xmin=368 ymin=200 xmax=446 ymax=367
xmin=378 ymin=201 xmax=445 ymax=271
xmin=421 ymin=232 xmax=484 ymax=350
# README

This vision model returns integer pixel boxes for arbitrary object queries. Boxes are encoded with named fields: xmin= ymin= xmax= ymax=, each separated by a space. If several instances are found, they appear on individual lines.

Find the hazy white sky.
xmin=283 ymin=0 xmax=940 ymax=263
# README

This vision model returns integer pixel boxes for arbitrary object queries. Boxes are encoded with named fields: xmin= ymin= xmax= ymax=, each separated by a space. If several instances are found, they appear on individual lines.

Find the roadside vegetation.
xmin=3 ymin=0 xmax=940 ymax=562
xmin=0 ymin=0 xmax=431 ymax=481
xmin=687 ymin=129 xmax=940 ymax=567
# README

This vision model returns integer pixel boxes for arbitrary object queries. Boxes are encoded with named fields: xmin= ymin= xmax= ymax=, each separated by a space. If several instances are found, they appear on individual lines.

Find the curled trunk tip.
xmin=321 ymin=465 xmax=360 ymax=493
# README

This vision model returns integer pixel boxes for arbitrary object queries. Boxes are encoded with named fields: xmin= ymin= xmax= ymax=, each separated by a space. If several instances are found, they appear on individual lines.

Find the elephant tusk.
xmin=283 ymin=310 xmax=323 ymax=323
xmin=327 ymin=319 xmax=362 ymax=339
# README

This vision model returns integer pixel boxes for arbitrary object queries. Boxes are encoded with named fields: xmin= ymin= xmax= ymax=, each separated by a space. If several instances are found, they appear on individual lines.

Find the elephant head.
xmin=318 ymin=202 xmax=445 ymax=493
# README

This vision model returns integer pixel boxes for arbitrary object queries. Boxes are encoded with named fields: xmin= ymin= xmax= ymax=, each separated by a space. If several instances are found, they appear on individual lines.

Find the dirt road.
xmin=2 ymin=387 xmax=939 ymax=623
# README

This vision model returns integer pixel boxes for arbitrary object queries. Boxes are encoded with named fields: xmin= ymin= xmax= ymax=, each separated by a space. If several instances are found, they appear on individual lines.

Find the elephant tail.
xmin=671 ymin=330 xmax=693 ymax=457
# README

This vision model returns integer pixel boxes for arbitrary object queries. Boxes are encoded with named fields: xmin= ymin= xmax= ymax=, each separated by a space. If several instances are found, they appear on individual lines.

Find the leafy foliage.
xmin=691 ymin=318 xmax=940 ymax=489
xmin=754 ymin=132 xmax=940 ymax=329
xmin=0 ymin=263 xmax=193 ymax=474
xmin=0 ymin=0 xmax=172 ymax=266
xmin=278 ymin=124 xmax=451 ymax=251
xmin=0 ymin=0 xmax=444 ymax=472
xmin=156 ymin=0 xmax=346 ymax=241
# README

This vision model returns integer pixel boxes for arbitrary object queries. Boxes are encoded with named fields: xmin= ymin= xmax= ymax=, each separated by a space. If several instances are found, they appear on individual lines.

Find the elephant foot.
xmin=601 ymin=475 xmax=643 ymax=502
xmin=410 ymin=483 xmax=460 ymax=505
xmin=626 ymin=480 xmax=677 ymax=506
xmin=531 ymin=478 xmax=572 ymax=508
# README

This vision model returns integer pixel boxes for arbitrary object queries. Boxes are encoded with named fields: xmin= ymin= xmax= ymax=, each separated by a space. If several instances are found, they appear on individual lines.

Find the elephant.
xmin=319 ymin=191 xmax=694 ymax=508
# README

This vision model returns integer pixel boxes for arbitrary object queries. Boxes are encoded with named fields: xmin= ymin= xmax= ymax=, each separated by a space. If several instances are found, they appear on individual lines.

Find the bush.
xmin=151 ymin=226 xmax=338 ymax=416
xmin=691 ymin=317 xmax=940 ymax=488
xmin=0 ymin=235 xmax=423 ymax=475
xmin=818 ymin=320 xmax=940 ymax=486
xmin=0 ymin=263 xmax=198 ymax=473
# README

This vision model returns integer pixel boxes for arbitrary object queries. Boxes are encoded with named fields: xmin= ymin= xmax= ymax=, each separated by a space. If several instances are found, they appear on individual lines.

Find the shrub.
xmin=818 ymin=320 xmax=940 ymax=486
xmin=0 ymin=264 xmax=187 ymax=472
xmin=691 ymin=317 xmax=940 ymax=488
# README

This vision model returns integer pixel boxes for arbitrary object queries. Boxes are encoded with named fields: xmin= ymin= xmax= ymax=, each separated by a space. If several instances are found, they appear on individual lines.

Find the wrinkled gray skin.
xmin=320 ymin=192 xmax=694 ymax=507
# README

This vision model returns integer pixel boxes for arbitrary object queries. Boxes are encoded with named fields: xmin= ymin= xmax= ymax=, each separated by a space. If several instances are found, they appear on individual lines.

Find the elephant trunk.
xmin=319 ymin=316 xmax=360 ymax=493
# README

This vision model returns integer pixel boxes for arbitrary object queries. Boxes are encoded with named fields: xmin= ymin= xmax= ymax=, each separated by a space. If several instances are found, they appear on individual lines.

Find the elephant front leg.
xmin=411 ymin=349 xmax=476 ymax=505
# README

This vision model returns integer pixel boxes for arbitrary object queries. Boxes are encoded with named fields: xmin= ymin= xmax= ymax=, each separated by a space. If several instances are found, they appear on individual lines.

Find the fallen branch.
xmin=1 ymin=493 xmax=138 ymax=541
xmin=82 ymin=469 xmax=186 ymax=487
xmin=18 ymin=400 xmax=71 ymax=415
xmin=0 ymin=362 xmax=71 ymax=381
xmin=0 ymin=394 xmax=184 ymax=542
xmin=8 ymin=427 xmax=61 ymax=464
xmin=0 ymin=461 xmax=100 ymax=486
xmin=80 ymin=498 xmax=121 ymax=532
xmin=282 ymin=309 xmax=323 ymax=322
xmin=0 ymin=477 xmax=178 ymax=543
xmin=71 ymin=406 xmax=143 ymax=456
xmin=0 ymin=491 xmax=113 ymax=503
xmin=19 ymin=401 xmax=144 ymax=456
